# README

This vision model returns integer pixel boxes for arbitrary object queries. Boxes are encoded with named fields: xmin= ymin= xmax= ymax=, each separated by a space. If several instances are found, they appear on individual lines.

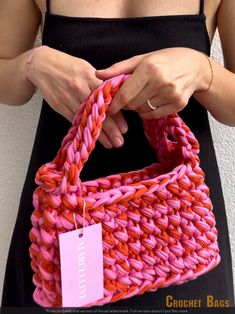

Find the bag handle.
xmin=35 ymin=74 xmax=200 ymax=194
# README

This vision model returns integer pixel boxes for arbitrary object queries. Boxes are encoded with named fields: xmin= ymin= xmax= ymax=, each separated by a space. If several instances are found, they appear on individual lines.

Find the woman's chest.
xmin=36 ymin=0 xmax=208 ymax=17
xmin=35 ymin=0 xmax=221 ymax=44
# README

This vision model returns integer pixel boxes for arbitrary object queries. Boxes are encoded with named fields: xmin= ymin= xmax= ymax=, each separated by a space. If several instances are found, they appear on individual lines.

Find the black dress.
xmin=1 ymin=0 xmax=235 ymax=309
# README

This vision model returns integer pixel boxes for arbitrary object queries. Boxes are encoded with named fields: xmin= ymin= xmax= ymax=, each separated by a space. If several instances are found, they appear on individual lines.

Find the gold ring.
xmin=147 ymin=99 xmax=157 ymax=110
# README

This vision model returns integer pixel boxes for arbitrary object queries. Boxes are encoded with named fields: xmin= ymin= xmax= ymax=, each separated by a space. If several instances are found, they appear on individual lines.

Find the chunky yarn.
xmin=29 ymin=74 xmax=221 ymax=307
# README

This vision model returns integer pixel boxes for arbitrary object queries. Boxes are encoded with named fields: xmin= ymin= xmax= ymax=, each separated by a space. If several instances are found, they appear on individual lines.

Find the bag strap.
xmin=35 ymin=74 xmax=200 ymax=194
xmin=142 ymin=114 xmax=200 ymax=166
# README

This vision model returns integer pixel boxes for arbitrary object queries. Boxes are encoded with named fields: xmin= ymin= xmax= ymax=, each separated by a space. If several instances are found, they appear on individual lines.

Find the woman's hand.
xmin=26 ymin=46 xmax=128 ymax=148
xmin=95 ymin=47 xmax=211 ymax=119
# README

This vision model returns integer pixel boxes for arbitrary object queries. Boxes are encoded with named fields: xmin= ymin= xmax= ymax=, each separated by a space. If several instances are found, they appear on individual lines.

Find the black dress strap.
xmin=199 ymin=0 xmax=204 ymax=15
xmin=46 ymin=0 xmax=51 ymax=14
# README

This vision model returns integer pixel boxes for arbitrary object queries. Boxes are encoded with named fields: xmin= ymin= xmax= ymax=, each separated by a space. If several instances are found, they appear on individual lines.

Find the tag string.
xmin=73 ymin=199 xmax=86 ymax=237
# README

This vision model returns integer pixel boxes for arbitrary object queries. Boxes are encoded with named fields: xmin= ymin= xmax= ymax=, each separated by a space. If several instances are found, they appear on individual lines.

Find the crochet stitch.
xmin=29 ymin=74 xmax=221 ymax=307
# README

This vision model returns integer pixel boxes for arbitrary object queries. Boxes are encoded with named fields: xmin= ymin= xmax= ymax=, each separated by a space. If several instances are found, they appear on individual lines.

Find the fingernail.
xmin=121 ymin=126 xmax=128 ymax=134
xmin=114 ymin=137 xmax=123 ymax=147
xmin=105 ymin=141 xmax=113 ymax=149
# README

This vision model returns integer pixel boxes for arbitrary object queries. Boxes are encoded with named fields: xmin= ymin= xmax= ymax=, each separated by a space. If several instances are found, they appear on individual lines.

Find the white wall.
xmin=0 ymin=31 xmax=234 ymax=301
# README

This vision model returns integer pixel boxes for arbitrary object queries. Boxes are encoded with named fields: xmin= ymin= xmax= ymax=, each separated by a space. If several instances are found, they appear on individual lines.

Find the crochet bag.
xmin=29 ymin=74 xmax=221 ymax=308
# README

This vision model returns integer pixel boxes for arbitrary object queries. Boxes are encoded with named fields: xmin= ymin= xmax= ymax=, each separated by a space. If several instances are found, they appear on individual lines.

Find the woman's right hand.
xmin=26 ymin=46 xmax=128 ymax=149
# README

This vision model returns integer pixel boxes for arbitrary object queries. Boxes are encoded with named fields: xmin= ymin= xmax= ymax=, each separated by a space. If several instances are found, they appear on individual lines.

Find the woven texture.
xmin=29 ymin=74 xmax=221 ymax=307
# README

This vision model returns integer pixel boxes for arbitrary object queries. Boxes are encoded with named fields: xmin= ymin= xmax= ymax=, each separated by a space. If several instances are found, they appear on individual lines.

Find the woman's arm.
xmin=0 ymin=0 xmax=128 ymax=149
xmin=193 ymin=0 xmax=235 ymax=126
xmin=0 ymin=0 xmax=41 ymax=105
xmin=95 ymin=0 xmax=235 ymax=127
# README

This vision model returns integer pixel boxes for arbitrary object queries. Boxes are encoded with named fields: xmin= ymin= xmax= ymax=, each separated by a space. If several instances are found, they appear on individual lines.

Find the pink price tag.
xmin=59 ymin=222 xmax=104 ymax=307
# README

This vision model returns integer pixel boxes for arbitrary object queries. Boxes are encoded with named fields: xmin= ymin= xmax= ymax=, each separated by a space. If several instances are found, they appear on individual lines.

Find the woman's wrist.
xmin=193 ymin=51 xmax=214 ymax=94
xmin=24 ymin=45 xmax=50 ymax=87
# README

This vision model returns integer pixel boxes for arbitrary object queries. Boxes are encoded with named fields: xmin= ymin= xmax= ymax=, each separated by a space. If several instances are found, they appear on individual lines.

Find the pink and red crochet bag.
xmin=29 ymin=74 xmax=221 ymax=307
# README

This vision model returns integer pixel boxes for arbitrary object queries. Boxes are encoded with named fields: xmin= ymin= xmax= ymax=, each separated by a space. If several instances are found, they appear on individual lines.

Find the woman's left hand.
xmin=95 ymin=47 xmax=210 ymax=119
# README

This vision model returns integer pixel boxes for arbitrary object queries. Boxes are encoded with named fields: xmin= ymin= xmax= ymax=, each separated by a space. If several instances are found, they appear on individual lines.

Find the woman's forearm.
xmin=193 ymin=56 xmax=235 ymax=126
xmin=0 ymin=50 xmax=36 ymax=106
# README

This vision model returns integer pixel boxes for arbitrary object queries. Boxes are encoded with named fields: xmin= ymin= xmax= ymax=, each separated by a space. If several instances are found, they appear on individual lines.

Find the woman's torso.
xmin=38 ymin=0 xmax=213 ymax=180
xmin=34 ymin=0 xmax=221 ymax=44
xmin=2 ymin=0 xmax=235 ymax=308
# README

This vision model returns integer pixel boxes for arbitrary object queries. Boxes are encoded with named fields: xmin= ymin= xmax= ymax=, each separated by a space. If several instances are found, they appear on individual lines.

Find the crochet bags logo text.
xmin=29 ymin=74 xmax=221 ymax=307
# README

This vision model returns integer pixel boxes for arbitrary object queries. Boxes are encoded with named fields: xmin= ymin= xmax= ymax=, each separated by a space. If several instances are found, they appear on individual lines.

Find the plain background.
xmin=0 ymin=30 xmax=234 ymax=301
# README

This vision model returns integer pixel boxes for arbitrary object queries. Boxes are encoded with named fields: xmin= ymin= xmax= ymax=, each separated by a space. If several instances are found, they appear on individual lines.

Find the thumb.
xmin=95 ymin=55 xmax=143 ymax=79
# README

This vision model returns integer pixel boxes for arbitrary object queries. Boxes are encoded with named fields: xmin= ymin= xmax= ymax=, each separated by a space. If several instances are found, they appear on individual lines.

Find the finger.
xmin=71 ymin=79 xmax=102 ymax=111
xmin=54 ymin=87 xmax=81 ymax=115
xmin=88 ymin=78 xmax=104 ymax=92
xmin=40 ymin=84 xmax=76 ymax=123
xmin=61 ymin=92 xmax=82 ymax=114
xmin=95 ymin=54 xmax=146 ymax=80
xmin=137 ymin=87 xmax=191 ymax=119
xmin=54 ymin=102 xmax=75 ymax=123
xmin=128 ymin=82 xmax=182 ymax=114
xmin=111 ymin=111 xmax=128 ymax=134
xmin=98 ymin=130 xmax=113 ymax=149
xmin=102 ymin=117 xmax=124 ymax=148
xmin=107 ymin=64 xmax=150 ymax=116
xmin=73 ymin=84 xmax=92 ymax=105
xmin=136 ymin=96 xmax=161 ymax=114
xmin=139 ymin=103 xmax=180 ymax=120
xmin=68 ymin=76 xmax=99 ymax=107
